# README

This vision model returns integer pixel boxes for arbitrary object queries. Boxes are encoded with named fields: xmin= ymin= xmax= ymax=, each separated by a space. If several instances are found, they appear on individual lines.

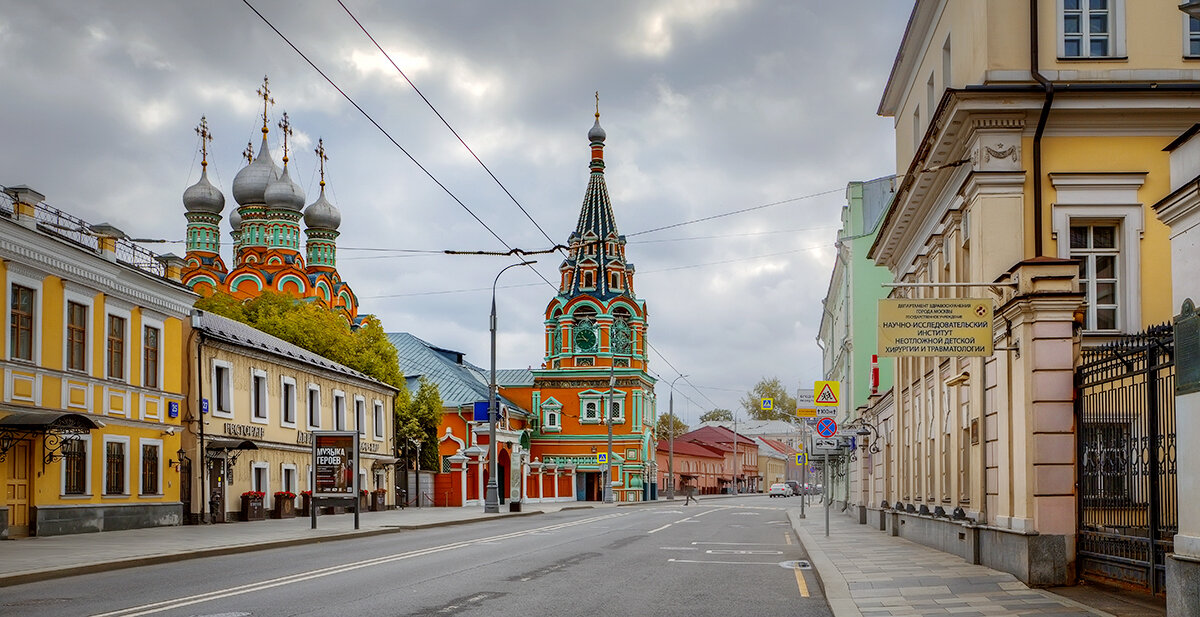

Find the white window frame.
xmin=140 ymin=314 xmax=165 ymax=391
xmin=252 ymin=461 xmax=270 ymax=507
xmin=61 ymin=285 xmax=94 ymax=375
xmin=282 ymin=463 xmax=298 ymax=504
xmin=280 ymin=376 xmax=297 ymax=428
xmin=138 ymin=437 xmax=164 ymax=496
xmin=1049 ymin=173 xmax=1144 ymax=333
xmin=250 ymin=369 xmax=269 ymax=424
xmin=373 ymin=399 xmax=385 ymax=440
xmin=307 ymin=383 xmax=322 ymax=430
xmin=211 ymin=359 xmax=234 ymax=418
xmin=102 ymin=434 xmax=131 ymax=497
xmin=541 ymin=398 xmax=562 ymax=431
xmin=1185 ymin=13 xmax=1200 ymax=58
xmin=1056 ymin=0 xmax=1125 ymax=59
xmin=333 ymin=390 xmax=346 ymax=431
xmin=578 ymin=390 xmax=624 ymax=425
xmin=104 ymin=304 xmax=132 ymax=383
xmin=6 ymin=269 xmax=43 ymax=364
xmin=59 ymin=434 xmax=92 ymax=497
xmin=354 ymin=395 xmax=366 ymax=437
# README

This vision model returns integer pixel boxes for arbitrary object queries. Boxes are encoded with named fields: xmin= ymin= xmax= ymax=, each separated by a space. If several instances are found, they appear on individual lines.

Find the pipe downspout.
xmin=1031 ymin=0 xmax=1054 ymax=258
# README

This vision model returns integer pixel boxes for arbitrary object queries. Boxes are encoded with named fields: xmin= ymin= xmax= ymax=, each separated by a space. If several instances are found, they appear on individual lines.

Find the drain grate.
xmin=778 ymin=560 xmax=812 ymax=570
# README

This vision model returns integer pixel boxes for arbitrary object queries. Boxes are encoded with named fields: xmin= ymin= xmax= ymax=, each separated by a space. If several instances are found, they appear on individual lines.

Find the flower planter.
xmin=371 ymin=491 xmax=387 ymax=511
xmin=359 ymin=494 xmax=369 ymax=511
xmin=298 ymin=493 xmax=312 ymax=517
xmin=271 ymin=498 xmax=296 ymax=519
xmin=240 ymin=495 xmax=265 ymax=521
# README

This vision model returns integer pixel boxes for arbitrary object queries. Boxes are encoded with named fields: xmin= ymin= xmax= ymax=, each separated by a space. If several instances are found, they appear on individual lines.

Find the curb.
xmin=0 ymin=509 xmax=545 ymax=588
xmin=788 ymin=508 xmax=861 ymax=617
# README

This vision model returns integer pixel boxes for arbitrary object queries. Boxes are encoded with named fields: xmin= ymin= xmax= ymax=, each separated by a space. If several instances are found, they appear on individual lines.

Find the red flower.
xmin=241 ymin=490 xmax=265 ymax=498
xmin=274 ymin=491 xmax=296 ymax=499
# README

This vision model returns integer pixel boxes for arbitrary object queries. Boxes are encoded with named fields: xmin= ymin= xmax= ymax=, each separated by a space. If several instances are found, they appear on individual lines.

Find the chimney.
xmin=2 ymin=185 xmax=45 ymax=230
xmin=155 ymin=253 xmax=187 ymax=282
xmin=88 ymin=223 xmax=126 ymax=263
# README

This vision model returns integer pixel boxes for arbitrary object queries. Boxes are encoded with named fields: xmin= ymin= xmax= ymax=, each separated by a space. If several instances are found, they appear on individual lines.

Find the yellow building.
xmin=857 ymin=0 xmax=1194 ymax=588
xmin=1 ymin=186 xmax=195 ymax=537
xmin=186 ymin=310 xmax=398 ymax=522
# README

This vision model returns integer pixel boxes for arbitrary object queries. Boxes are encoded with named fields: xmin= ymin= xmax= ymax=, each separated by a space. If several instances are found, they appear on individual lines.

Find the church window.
xmin=583 ymin=272 xmax=593 ymax=288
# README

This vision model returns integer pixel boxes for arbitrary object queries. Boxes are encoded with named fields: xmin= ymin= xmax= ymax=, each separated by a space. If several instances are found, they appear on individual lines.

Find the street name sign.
xmin=878 ymin=298 xmax=993 ymax=357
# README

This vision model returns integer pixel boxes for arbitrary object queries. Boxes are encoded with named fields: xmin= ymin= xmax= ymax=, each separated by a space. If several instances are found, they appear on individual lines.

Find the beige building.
xmin=185 ymin=310 xmax=397 ymax=522
xmin=853 ymin=0 xmax=1192 ymax=589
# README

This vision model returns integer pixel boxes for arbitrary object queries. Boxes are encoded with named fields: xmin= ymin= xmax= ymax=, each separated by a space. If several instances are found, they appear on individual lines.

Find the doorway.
xmin=498 ymin=448 xmax=509 ymax=505
xmin=208 ymin=459 xmax=227 ymax=523
xmin=577 ymin=471 xmax=599 ymax=501
xmin=4 ymin=440 xmax=30 ymax=536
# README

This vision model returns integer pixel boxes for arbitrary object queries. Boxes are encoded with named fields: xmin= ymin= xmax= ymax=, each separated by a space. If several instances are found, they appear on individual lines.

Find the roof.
xmin=680 ymin=424 xmax=758 ymax=446
xmin=387 ymin=332 xmax=528 ymax=416
xmin=760 ymin=437 xmax=795 ymax=455
xmin=496 ymin=369 xmax=534 ymax=387
xmin=0 ymin=409 xmax=102 ymax=431
xmin=697 ymin=420 xmax=800 ymax=437
xmin=656 ymin=439 xmax=725 ymax=459
xmin=193 ymin=311 xmax=395 ymax=392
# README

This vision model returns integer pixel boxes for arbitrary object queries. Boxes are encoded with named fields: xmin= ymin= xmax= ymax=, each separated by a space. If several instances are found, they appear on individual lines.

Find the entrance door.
xmin=180 ymin=459 xmax=192 ymax=524
xmin=208 ymin=459 xmax=227 ymax=523
xmin=4 ymin=440 xmax=30 ymax=536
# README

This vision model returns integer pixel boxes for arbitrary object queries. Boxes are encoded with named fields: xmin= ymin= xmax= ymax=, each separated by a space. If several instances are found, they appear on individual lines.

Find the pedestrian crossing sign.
xmin=761 ymin=398 xmax=773 ymax=411
xmin=597 ymin=452 xmax=608 ymax=464
xmin=792 ymin=453 xmax=807 ymax=466
xmin=814 ymin=381 xmax=840 ymax=407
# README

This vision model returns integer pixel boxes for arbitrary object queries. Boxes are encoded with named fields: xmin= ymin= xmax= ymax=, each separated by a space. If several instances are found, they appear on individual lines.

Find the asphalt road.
xmin=2 ymin=496 xmax=834 ymax=617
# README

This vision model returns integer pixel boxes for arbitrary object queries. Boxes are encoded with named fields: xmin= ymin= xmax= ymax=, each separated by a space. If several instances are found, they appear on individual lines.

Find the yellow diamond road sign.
xmin=814 ymin=381 xmax=839 ymax=407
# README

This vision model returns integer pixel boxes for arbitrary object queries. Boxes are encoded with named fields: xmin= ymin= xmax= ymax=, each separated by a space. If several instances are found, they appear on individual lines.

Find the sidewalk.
xmin=0 ymin=501 xmax=592 ymax=587
xmin=789 ymin=505 xmax=1163 ymax=617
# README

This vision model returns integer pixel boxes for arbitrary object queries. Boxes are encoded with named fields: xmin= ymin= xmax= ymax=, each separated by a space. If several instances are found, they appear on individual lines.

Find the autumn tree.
xmin=739 ymin=377 xmax=798 ymax=421
xmin=655 ymin=413 xmax=689 ymax=441
xmin=699 ymin=408 xmax=733 ymax=422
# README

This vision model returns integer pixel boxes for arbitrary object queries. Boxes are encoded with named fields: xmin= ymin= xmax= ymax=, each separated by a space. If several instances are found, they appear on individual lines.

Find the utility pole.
xmin=731 ymin=413 xmax=738 ymax=495
xmin=667 ymin=374 xmax=686 ymax=500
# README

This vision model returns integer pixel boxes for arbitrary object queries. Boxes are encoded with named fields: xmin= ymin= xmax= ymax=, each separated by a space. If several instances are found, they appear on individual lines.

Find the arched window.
xmin=583 ymin=271 xmax=594 ymax=288
xmin=611 ymin=307 xmax=632 ymax=354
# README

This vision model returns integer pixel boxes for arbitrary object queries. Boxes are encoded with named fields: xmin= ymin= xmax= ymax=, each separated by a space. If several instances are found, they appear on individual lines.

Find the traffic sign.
xmin=813 ymin=437 xmax=838 ymax=451
xmin=796 ymin=389 xmax=815 ymax=412
xmin=815 ymin=417 xmax=837 ymax=438
xmin=760 ymin=398 xmax=773 ymax=411
xmin=804 ymin=417 xmax=819 ymax=426
xmin=597 ymin=452 xmax=608 ymax=464
xmin=814 ymin=381 xmax=840 ymax=407
xmin=792 ymin=453 xmax=807 ymax=466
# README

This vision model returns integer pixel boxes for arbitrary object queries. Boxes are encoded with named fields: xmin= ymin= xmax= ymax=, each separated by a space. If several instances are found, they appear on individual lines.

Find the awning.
xmin=0 ymin=410 xmax=102 ymax=431
xmin=205 ymin=438 xmax=258 ymax=451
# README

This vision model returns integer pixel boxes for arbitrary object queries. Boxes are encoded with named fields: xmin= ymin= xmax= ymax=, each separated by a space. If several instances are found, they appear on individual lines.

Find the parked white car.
xmin=768 ymin=483 xmax=793 ymax=498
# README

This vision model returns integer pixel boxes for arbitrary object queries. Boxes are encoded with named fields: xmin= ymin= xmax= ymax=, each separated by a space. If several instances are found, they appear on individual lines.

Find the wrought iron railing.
xmin=2 ymin=192 xmax=166 ymax=277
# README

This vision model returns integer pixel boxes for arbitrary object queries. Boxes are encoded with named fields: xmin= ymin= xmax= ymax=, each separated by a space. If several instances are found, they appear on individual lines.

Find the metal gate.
xmin=1075 ymin=324 xmax=1177 ymax=594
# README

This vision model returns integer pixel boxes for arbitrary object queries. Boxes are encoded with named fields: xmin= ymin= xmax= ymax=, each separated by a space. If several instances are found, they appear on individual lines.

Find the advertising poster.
xmin=313 ymin=431 xmax=358 ymax=498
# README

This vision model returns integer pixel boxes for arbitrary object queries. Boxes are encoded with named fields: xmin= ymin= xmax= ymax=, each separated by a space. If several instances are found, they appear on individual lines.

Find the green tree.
xmin=739 ymin=377 xmax=797 ymax=421
xmin=656 ymin=413 xmax=689 ymax=440
xmin=699 ymin=408 xmax=733 ymax=422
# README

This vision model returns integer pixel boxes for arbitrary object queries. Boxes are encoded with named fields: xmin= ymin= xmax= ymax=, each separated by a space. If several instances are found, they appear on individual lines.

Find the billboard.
xmin=878 ymin=298 xmax=993 ymax=357
xmin=313 ymin=431 xmax=358 ymax=498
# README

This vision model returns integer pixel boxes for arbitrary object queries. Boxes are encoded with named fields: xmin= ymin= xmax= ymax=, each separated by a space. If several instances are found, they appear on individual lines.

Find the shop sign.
xmin=223 ymin=423 xmax=264 ymax=439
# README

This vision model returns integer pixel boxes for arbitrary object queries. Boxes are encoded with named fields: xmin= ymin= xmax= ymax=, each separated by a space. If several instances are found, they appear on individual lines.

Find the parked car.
xmin=768 ymin=483 xmax=793 ymax=498
xmin=784 ymin=481 xmax=802 ymax=496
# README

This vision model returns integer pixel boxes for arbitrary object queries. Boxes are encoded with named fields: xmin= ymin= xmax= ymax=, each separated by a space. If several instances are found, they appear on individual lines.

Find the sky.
xmin=0 ymin=1 xmax=911 ymax=428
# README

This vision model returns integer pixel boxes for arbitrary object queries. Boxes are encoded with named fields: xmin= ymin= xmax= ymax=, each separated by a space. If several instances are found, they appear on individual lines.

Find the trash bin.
xmin=509 ymin=501 xmax=521 ymax=512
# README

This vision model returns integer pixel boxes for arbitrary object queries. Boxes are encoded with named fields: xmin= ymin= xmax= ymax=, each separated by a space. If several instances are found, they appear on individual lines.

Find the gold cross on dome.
xmin=314 ymin=138 xmax=329 ymax=187
xmin=277 ymin=112 xmax=293 ymax=164
xmin=194 ymin=116 xmax=213 ymax=168
xmin=256 ymin=75 xmax=274 ymax=134
xmin=243 ymin=141 xmax=254 ymax=164
xmin=594 ymin=91 xmax=600 ymax=119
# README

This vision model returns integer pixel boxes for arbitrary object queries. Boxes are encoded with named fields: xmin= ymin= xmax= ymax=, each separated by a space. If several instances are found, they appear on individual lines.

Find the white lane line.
xmin=91 ymin=512 xmax=628 ymax=617
xmin=668 ymin=559 xmax=786 ymax=565
xmin=692 ymin=542 xmax=783 ymax=546
xmin=647 ymin=524 xmax=672 ymax=534
xmin=706 ymin=549 xmax=784 ymax=555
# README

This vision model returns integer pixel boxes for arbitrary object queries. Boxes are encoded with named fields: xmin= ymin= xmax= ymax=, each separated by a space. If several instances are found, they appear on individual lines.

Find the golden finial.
xmin=243 ymin=140 xmax=254 ymax=164
xmin=194 ymin=116 xmax=213 ymax=169
xmin=256 ymin=75 xmax=274 ymax=135
xmin=594 ymin=91 xmax=600 ymax=119
xmin=314 ymin=138 xmax=329 ymax=188
xmin=277 ymin=112 xmax=292 ymax=164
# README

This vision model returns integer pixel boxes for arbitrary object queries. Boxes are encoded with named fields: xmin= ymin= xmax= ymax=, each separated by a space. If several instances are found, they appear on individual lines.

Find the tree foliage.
xmin=739 ymin=377 xmax=798 ymax=421
xmin=194 ymin=292 xmax=440 ymax=460
xmin=699 ymin=408 xmax=733 ymax=422
xmin=655 ymin=413 xmax=689 ymax=440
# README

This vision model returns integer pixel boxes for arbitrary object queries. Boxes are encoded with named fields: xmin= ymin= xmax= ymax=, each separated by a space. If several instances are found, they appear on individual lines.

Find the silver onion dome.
xmin=264 ymin=164 xmax=305 ymax=212
xmin=228 ymin=208 xmax=242 ymax=232
xmin=303 ymin=187 xmax=341 ymax=230
xmin=588 ymin=117 xmax=606 ymax=142
xmin=182 ymin=167 xmax=225 ymax=214
xmin=231 ymin=136 xmax=279 ymax=205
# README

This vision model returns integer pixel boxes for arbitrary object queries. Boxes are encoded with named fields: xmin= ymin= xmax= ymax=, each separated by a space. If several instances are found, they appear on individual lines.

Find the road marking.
xmin=647 ymin=524 xmax=672 ymax=534
xmin=658 ymin=547 xmax=698 ymax=551
xmin=705 ymin=550 xmax=783 ymax=555
xmin=692 ymin=542 xmax=782 ymax=546
xmin=91 ymin=513 xmax=628 ymax=617
xmin=668 ymin=559 xmax=785 ymax=565
xmin=784 ymin=533 xmax=793 ymax=545
xmin=794 ymin=566 xmax=810 ymax=597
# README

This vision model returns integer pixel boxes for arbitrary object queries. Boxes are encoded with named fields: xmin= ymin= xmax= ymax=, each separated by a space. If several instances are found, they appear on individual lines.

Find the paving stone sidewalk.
xmin=788 ymin=506 xmax=1117 ymax=617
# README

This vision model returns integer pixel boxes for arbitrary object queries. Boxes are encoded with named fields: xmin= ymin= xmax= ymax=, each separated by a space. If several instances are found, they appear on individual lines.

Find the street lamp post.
xmin=486 ymin=260 xmax=536 ymax=514
xmin=667 ymin=374 xmax=687 ymax=500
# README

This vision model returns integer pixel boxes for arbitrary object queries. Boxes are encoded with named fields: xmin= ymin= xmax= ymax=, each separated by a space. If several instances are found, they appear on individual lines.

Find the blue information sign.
xmin=473 ymin=401 xmax=490 ymax=422
xmin=201 ymin=398 xmax=209 ymax=414
xmin=168 ymin=401 xmax=179 ymax=418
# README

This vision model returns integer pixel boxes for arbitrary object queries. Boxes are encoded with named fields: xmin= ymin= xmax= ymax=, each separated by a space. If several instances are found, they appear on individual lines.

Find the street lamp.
xmin=667 ymin=374 xmax=687 ymax=500
xmin=485 ymin=260 xmax=536 ymax=514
